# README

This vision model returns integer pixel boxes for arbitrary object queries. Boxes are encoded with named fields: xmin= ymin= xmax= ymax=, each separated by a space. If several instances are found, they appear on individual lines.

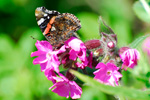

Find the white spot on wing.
xmin=51 ymin=26 xmax=56 ymax=31
xmin=48 ymin=11 xmax=52 ymax=14
xmin=37 ymin=18 xmax=45 ymax=25
xmin=44 ymin=14 xmax=48 ymax=17
xmin=35 ymin=13 xmax=38 ymax=16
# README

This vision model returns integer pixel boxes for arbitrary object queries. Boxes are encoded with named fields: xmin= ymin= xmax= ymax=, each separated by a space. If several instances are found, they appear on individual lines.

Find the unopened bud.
xmin=94 ymin=48 xmax=104 ymax=57
xmin=107 ymin=41 xmax=115 ymax=48
xmin=118 ymin=47 xmax=130 ymax=55
xmin=84 ymin=40 xmax=101 ymax=49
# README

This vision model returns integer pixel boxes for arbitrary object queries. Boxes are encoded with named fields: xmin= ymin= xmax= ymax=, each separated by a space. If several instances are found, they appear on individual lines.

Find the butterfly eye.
xmin=41 ymin=6 xmax=46 ymax=10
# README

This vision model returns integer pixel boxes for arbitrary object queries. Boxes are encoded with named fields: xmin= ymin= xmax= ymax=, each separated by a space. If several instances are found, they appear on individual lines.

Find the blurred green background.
xmin=0 ymin=0 xmax=150 ymax=100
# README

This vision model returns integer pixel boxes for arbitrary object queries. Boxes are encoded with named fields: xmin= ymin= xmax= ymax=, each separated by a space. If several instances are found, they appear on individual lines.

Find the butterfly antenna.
xmin=30 ymin=36 xmax=38 ymax=40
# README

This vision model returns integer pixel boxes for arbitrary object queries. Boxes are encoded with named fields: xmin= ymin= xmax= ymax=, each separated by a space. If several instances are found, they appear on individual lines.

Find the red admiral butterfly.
xmin=35 ymin=7 xmax=81 ymax=48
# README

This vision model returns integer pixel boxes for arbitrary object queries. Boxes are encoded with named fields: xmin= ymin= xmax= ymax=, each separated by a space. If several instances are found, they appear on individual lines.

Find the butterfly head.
xmin=36 ymin=7 xmax=60 ymax=24
xmin=35 ymin=7 xmax=60 ymax=32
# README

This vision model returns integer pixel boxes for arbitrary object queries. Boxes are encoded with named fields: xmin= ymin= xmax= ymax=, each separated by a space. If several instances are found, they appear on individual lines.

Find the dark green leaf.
xmin=99 ymin=16 xmax=115 ymax=35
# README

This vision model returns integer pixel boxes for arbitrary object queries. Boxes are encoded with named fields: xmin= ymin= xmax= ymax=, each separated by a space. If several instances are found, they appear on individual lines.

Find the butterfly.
xmin=35 ymin=6 xmax=81 ymax=48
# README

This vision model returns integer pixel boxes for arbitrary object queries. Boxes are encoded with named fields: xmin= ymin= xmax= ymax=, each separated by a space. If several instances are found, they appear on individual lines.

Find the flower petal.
xmin=65 ymin=37 xmax=83 ymax=52
xmin=35 ymin=40 xmax=53 ymax=52
xmin=31 ymin=51 xmax=46 ymax=57
xmin=95 ymin=63 xmax=106 ymax=69
xmin=69 ymin=50 xmax=78 ymax=61
xmin=120 ymin=49 xmax=140 ymax=70
xmin=94 ymin=63 xmax=122 ymax=86
xmin=70 ymin=81 xmax=82 ymax=99
xmin=49 ymin=75 xmax=82 ymax=99
xmin=50 ymin=81 xmax=70 ymax=98
xmin=32 ymin=55 xmax=47 ymax=65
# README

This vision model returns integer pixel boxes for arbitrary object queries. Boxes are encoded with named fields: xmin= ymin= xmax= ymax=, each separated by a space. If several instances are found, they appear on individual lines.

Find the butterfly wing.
xmin=35 ymin=7 xmax=81 ymax=48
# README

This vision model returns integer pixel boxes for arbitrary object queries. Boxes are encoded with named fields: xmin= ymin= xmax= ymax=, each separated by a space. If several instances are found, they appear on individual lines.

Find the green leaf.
xmin=79 ymin=86 xmax=107 ymax=100
xmin=129 ymin=34 xmax=149 ymax=48
xmin=70 ymin=70 xmax=150 ymax=100
xmin=133 ymin=0 xmax=150 ymax=23
xmin=99 ymin=16 xmax=115 ymax=35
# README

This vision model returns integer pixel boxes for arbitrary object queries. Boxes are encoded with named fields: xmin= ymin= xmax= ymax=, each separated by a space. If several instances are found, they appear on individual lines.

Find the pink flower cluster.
xmin=31 ymin=37 xmax=140 ymax=99
xmin=31 ymin=37 xmax=89 ymax=99
xmin=93 ymin=48 xmax=140 ymax=86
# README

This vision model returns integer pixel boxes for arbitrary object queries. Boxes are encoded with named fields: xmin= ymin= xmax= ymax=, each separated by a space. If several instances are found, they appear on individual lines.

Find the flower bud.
xmin=84 ymin=40 xmax=101 ymax=49
xmin=118 ymin=47 xmax=130 ymax=55
xmin=93 ymin=48 xmax=104 ymax=57
xmin=107 ymin=41 xmax=115 ymax=49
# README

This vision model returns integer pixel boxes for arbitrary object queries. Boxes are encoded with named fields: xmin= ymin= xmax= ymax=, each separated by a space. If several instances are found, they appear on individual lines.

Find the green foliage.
xmin=0 ymin=29 xmax=67 ymax=100
xmin=79 ymin=86 xmax=107 ymax=100
xmin=70 ymin=70 xmax=150 ymax=100
xmin=99 ymin=16 xmax=115 ymax=35
xmin=129 ymin=34 xmax=150 ymax=48
xmin=0 ymin=0 xmax=150 ymax=100
xmin=133 ymin=0 xmax=150 ymax=23
xmin=77 ymin=12 xmax=99 ymax=41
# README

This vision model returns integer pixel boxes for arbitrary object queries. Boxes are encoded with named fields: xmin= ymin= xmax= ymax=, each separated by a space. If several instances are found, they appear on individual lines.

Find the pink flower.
xmin=65 ymin=37 xmax=87 ymax=62
xmin=64 ymin=37 xmax=88 ymax=68
xmin=49 ymin=75 xmax=82 ymax=99
xmin=94 ymin=63 xmax=122 ymax=86
xmin=31 ymin=40 xmax=66 ymax=73
xmin=142 ymin=36 xmax=150 ymax=56
xmin=75 ymin=61 xmax=88 ymax=69
xmin=119 ymin=49 xmax=140 ymax=70
xmin=75 ymin=52 xmax=93 ymax=69
xmin=44 ymin=68 xmax=56 ymax=83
